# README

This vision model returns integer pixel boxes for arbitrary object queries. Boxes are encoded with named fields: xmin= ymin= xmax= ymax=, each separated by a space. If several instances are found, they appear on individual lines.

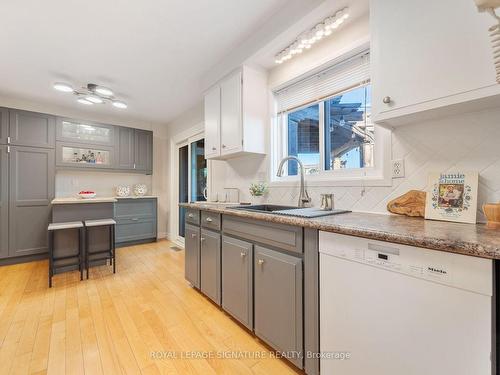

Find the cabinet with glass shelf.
xmin=56 ymin=117 xmax=115 ymax=146
xmin=56 ymin=142 xmax=114 ymax=169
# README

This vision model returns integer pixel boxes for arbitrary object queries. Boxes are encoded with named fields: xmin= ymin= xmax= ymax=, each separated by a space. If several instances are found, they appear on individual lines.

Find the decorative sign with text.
xmin=425 ymin=171 xmax=478 ymax=224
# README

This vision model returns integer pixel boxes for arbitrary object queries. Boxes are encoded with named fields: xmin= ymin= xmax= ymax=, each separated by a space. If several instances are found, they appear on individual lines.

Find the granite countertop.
xmin=179 ymin=202 xmax=500 ymax=260
xmin=52 ymin=197 xmax=118 ymax=204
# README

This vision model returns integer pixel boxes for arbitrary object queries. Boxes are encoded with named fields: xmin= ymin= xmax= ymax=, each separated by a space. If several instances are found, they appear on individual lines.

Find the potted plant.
xmin=249 ymin=182 xmax=268 ymax=204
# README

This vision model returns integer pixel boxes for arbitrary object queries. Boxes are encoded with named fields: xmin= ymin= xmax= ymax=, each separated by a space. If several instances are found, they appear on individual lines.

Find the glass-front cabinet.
xmin=56 ymin=118 xmax=114 ymax=145
xmin=56 ymin=142 xmax=114 ymax=169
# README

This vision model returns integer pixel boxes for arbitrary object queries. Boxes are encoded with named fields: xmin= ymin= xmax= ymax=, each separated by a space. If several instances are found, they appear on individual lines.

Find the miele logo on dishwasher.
xmin=427 ymin=266 xmax=448 ymax=275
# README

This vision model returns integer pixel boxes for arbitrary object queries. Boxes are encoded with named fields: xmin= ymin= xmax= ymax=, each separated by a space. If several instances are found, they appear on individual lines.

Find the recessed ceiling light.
xmin=77 ymin=98 xmax=93 ymax=105
xmin=95 ymin=86 xmax=113 ymax=97
xmin=53 ymin=82 xmax=74 ymax=92
xmin=112 ymin=100 xmax=127 ymax=109
xmin=85 ymin=95 xmax=104 ymax=104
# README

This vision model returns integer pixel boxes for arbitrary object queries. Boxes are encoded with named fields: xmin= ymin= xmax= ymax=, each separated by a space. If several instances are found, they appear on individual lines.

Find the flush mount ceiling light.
xmin=274 ymin=7 xmax=350 ymax=64
xmin=53 ymin=82 xmax=127 ymax=109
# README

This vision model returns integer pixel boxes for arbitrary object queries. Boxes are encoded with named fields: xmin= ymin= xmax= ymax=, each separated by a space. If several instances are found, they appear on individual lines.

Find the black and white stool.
xmin=48 ymin=221 xmax=85 ymax=287
xmin=84 ymin=219 xmax=116 ymax=278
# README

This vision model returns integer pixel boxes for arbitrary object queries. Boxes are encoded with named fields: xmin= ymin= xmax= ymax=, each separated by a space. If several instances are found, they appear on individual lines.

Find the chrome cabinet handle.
xmin=188 ymin=213 xmax=194 ymax=218
xmin=212 ymin=147 xmax=216 ymax=151
xmin=205 ymin=217 xmax=213 ymax=223
xmin=383 ymin=96 xmax=391 ymax=104
xmin=131 ymin=218 xmax=139 ymax=221
xmin=200 ymin=237 xmax=205 ymax=242
xmin=240 ymin=252 xmax=246 ymax=258
xmin=258 ymin=259 xmax=264 ymax=266
xmin=191 ymin=233 xmax=196 ymax=238
xmin=222 ymin=144 xmax=226 ymax=149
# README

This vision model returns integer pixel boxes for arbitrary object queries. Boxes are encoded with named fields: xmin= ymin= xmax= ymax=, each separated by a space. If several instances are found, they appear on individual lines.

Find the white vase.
xmin=115 ymin=185 xmax=131 ymax=197
xmin=133 ymin=184 xmax=148 ymax=196
xmin=251 ymin=195 xmax=266 ymax=205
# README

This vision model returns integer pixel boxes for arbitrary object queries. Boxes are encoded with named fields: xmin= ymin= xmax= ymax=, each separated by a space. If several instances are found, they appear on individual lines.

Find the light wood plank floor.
xmin=0 ymin=240 xmax=302 ymax=375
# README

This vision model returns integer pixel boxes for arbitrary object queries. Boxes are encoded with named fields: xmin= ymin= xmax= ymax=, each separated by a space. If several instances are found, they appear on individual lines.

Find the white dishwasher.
xmin=319 ymin=231 xmax=494 ymax=375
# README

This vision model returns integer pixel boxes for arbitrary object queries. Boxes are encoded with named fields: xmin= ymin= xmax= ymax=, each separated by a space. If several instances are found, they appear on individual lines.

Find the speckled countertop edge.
xmin=180 ymin=202 xmax=500 ymax=260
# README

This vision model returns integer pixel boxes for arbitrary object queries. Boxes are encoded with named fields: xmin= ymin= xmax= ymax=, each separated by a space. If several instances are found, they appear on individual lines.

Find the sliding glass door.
xmin=177 ymin=136 xmax=207 ymax=239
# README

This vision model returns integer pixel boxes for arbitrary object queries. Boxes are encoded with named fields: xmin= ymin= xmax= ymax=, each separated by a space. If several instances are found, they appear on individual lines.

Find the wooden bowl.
xmin=483 ymin=203 xmax=500 ymax=229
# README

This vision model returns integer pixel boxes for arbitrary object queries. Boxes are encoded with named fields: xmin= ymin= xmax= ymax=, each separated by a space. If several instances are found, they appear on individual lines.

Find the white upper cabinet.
xmin=371 ymin=0 xmax=500 ymax=126
xmin=204 ymin=66 xmax=267 ymax=160
xmin=204 ymin=85 xmax=221 ymax=159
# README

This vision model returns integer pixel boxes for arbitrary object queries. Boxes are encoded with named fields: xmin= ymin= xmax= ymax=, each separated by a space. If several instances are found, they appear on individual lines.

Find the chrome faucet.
xmin=276 ymin=156 xmax=311 ymax=208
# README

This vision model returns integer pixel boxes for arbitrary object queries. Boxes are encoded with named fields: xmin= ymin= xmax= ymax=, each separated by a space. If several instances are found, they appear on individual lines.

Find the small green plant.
xmin=249 ymin=182 xmax=268 ymax=197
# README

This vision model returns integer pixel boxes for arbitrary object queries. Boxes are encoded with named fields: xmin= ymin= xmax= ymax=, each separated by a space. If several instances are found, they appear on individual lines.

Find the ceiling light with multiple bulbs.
xmin=53 ymin=82 xmax=128 ymax=109
xmin=275 ymin=7 xmax=350 ymax=64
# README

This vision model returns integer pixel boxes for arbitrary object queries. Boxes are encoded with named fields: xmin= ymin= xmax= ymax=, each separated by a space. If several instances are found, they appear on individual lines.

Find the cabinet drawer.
xmin=185 ymin=209 xmax=200 ymax=225
xmin=223 ymin=215 xmax=303 ymax=254
xmin=115 ymin=198 xmax=156 ymax=218
xmin=115 ymin=217 xmax=156 ymax=243
xmin=201 ymin=211 xmax=221 ymax=231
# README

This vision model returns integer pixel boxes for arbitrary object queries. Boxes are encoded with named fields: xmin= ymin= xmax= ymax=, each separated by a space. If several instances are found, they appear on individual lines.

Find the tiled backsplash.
xmin=55 ymin=170 xmax=152 ymax=198
xmin=213 ymin=108 xmax=500 ymax=222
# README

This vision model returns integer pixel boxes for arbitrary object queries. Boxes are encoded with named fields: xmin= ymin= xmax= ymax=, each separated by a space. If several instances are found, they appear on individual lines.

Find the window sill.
xmin=269 ymin=173 xmax=392 ymax=187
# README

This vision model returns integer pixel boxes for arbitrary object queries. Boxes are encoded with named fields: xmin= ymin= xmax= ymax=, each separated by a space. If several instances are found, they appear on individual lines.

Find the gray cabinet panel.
xmin=223 ymin=215 xmax=303 ymax=254
xmin=9 ymin=109 xmax=55 ymax=148
xmin=185 ymin=224 xmax=201 ymax=288
xmin=200 ymin=228 xmax=221 ymax=305
xmin=134 ymin=130 xmax=153 ymax=173
xmin=201 ymin=211 xmax=221 ymax=231
xmin=186 ymin=208 xmax=200 ymax=225
xmin=116 ymin=126 xmax=135 ymax=169
xmin=114 ymin=198 xmax=157 ymax=244
xmin=254 ymin=245 xmax=303 ymax=368
xmin=0 ymin=108 xmax=8 ymax=144
xmin=9 ymin=147 xmax=54 ymax=257
xmin=222 ymin=235 xmax=253 ymax=329
xmin=0 ymin=146 xmax=8 ymax=258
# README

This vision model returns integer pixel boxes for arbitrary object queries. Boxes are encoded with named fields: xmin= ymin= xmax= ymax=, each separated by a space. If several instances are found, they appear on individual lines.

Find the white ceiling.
xmin=0 ymin=0 xmax=291 ymax=125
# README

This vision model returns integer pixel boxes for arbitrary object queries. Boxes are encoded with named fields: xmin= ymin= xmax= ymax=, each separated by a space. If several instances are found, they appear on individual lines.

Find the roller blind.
xmin=274 ymin=51 xmax=370 ymax=114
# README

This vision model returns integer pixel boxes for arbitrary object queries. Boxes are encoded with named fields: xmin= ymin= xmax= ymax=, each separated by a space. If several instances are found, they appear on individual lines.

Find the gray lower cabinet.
xmin=200 ymin=228 xmax=221 ymax=305
xmin=9 ymin=146 xmax=55 ymax=257
xmin=0 ymin=108 xmax=8 ymax=144
xmin=134 ymin=129 xmax=153 ymax=173
xmin=222 ymin=235 xmax=253 ymax=329
xmin=114 ymin=198 xmax=157 ymax=245
xmin=185 ymin=224 xmax=201 ymax=288
xmin=0 ymin=145 xmax=8 ymax=258
xmin=254 ymin=245 xmax=303 ymax=368
xmin=9 ymin=109 xmax=55 ymax=148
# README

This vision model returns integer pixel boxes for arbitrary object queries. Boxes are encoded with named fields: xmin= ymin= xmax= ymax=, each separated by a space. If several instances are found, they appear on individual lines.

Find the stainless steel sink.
xmin=228 ymin=204 xmax=298 ymax=214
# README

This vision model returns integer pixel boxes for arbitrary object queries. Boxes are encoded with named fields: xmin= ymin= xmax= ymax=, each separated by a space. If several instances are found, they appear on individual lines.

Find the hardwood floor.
xmin=0 ymin=240 xmax=302 ymax=375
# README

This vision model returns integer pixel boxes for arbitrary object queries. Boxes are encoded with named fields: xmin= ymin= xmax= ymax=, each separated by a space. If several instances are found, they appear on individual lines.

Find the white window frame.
xmin=270 ymin=85 xmax=392 ymax=188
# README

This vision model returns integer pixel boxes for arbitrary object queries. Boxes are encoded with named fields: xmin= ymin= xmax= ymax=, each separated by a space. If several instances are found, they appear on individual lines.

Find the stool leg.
xmin=85 ymin=226 xmax=90 ymax=279
xmin=79 ymin=227 xmax=84 ymax=281
xmin=48 ymin=230 xmax=54 ymax=288
xmin=112 ymin=224 xmax=116 ymax=274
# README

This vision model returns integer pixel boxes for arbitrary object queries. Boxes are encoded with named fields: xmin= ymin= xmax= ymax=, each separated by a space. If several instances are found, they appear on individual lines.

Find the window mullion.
xmin=319 ymin=102 xmax=325 ymax=172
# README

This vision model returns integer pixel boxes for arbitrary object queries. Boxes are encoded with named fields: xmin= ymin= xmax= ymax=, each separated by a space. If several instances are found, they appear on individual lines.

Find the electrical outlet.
xmin=391 ymin=159 xmax=405 ymax=178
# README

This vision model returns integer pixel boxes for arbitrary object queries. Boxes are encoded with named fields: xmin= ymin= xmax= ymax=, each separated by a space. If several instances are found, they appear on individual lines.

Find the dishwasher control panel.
xmin=319 ymin=231 xmax=492 ymax=296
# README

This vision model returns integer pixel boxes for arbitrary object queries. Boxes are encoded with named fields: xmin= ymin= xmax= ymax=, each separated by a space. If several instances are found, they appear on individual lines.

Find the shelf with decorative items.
xmin=55 ymin=141 xmax=114 ymax=169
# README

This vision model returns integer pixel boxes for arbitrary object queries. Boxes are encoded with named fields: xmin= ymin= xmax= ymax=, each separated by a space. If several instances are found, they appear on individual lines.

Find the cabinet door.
xmin=220 ymin=71 xmax=242 ymax=156
xmin=9 ymin=147 xmax=55 ymax=257
xmin=0 ymin=108 xmax=8 ymax=144
xmin=200 ymin=228 xmax=221 ymax=305
xmin=134 ymin=130 xmax=153 ymax=173
xmin=222 ymin=236 xmax=253 ymax=329
xmin=0 ymin=146 xmax=8 ymax=258
xmin=371 ymin=0 xmax=497 ymax=120
xmin=254 ymin=246 xmax=303 ymax=368
xmin=185 ymin=224 xmax=201 ymax=288
xmin=56 ymin=117 xmax=115 ymax=146
xmin=116 ymin=126 xmax=135 ymax=169
xmin=204 ymin=85 xmax=221 ymax=159
xmin=9 ymin=109 xmax=55 ymax=148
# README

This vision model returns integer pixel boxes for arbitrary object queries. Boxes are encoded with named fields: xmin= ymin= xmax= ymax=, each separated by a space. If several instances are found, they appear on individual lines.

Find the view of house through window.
xmin=283 ymin=84 xmax=373 ymax=176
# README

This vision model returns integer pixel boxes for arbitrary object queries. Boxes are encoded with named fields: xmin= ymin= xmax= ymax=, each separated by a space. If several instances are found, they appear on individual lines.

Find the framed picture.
xmin=425 ymin=171 xmax=478 ymax=224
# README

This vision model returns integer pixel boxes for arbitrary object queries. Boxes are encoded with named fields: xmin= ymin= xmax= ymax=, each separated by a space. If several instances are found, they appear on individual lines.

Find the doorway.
xmin=175 ymin=134 xmax=207 ymax=241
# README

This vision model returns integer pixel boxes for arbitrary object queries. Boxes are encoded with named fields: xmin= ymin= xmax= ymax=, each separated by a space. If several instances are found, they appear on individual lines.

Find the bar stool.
xmin=84 ymin=219 xmax=116 ymax=278
xmin=48 ymin=221 xmax=85 ymax=288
